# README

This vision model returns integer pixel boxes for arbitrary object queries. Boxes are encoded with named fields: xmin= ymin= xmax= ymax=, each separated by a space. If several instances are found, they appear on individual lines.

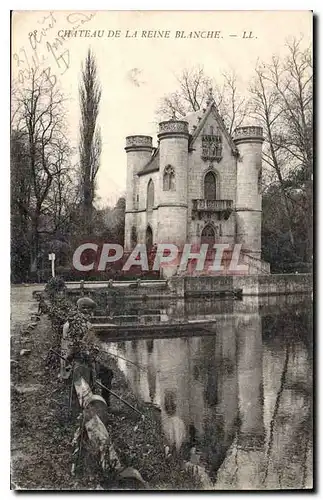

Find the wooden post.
xmin=72 ymin=362 xmax=148 ymax=488
xmin=48 ymin=252 xmax=56 ymax=278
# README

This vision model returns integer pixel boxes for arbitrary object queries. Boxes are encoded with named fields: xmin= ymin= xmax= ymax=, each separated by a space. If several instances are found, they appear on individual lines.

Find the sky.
xmin=12 ymin=10 xmax=312 ymax=207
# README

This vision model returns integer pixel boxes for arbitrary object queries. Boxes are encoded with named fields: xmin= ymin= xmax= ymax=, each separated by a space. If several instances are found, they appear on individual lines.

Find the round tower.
xmin=233 ymin=126 xmax=264 ymax=267
xmin=157 ymin=119 xmax=189 ymax=247
xmin=124 ymin=135 xmax=153 ymax=250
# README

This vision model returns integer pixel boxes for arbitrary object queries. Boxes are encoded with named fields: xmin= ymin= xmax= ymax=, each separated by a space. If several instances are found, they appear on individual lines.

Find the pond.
xmin=101 ymin=295 xmax=313 ymax=490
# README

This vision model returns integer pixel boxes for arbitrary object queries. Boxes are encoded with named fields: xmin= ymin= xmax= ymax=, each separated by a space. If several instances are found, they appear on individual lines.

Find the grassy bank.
xmin=11 ymin=299 xmax=202 ymax=490
xmin=11 ymin=316 xmax=103 ymax=490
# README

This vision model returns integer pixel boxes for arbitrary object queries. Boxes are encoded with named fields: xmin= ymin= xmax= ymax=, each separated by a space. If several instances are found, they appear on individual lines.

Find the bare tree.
xmin=156 ymin=66 xmax=248 ymax=134
xmin=250 ymin=37 xmax=313 ymax=256
xmin=218 ymin=71 xmax=249 ymax=135
xmin=79 ymin=48 xmax=102 ymax=235
xmin=156 ymin=66 xmax=212 ymax=118
xmin=11 ymin=69 xmax=72 ymax=274
xmin=269 ymin=38 xmax=312 ymax=179
xmin=250 ymin=62 xmax=296 ymax=248
xmin=42 ymin=157 xmax=80 ymax=236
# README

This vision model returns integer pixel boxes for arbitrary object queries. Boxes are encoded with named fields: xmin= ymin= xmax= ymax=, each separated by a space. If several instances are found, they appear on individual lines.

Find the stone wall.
xmin=34 ymin=274 xmax=312 ymax=302
xmin=184 ymin=276 xmax=235 ymax=294
xmin=181 ymin=274 xmax=312 ymax=297
xmin=232 ymin=273 xmax=312 ymax=296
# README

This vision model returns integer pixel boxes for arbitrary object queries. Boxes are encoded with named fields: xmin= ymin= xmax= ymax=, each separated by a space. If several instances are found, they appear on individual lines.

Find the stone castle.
xmin=124 ymin=92 xmax=268 ymax=274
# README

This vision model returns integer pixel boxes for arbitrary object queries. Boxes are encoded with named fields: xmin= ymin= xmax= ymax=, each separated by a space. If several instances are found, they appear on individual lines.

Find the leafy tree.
xmin=98 ymin=197 xmax=125 ymax=245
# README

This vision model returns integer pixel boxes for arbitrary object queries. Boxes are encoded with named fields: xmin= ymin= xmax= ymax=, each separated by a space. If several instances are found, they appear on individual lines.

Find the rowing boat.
xmin=92 ymin=318 xmax=217 ymax=340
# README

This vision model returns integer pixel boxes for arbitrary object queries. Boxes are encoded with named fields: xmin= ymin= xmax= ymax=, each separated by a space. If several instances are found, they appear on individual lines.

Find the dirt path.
xmin=10 ymin=285 xmax=102 ymax=490
xmin=11 ymin=285 xmax=41 ymax=330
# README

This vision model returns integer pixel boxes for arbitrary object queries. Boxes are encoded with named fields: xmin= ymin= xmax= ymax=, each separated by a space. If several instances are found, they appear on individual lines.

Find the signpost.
xmin=48 ymin=252 xmax=56 ymax=278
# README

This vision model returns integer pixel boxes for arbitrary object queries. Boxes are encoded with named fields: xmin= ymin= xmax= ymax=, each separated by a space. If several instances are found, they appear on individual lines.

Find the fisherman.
xmin=76 ymin=295 xmax=97 ymax=315
xmin=64 ymin=296 xmax=114 ymax=405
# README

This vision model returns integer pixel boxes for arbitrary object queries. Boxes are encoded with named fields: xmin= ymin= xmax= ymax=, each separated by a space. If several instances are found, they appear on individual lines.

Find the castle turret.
xmin=124 ymin=135 xmax=153 ymax=250
xmin=233 ymin=126 xmax=264 ymax=266
xmin=157 ymin=119 xmax=189 ymax=246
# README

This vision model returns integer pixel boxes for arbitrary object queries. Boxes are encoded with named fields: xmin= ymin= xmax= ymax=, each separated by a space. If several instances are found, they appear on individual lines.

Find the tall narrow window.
xmin=163 ymin=165 xmax=175 ymax=191
xmin=131 ymin=226 xmax=137 ymax=248
xmin=147 ymin=179 xmax=154 ymax=212
xmin=204 ymin=171 xmax=217 ymax=200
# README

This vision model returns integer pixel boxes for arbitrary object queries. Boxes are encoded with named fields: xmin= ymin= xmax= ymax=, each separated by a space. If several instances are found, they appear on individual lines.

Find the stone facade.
xmin=124 ymin=98 xmax=265 ymax=271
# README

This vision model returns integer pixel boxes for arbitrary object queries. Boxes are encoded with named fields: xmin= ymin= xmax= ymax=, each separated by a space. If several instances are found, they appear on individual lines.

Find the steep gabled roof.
xmin=137 ymin=148 xmax=159 ymax=176
xmin=188 ymin=100 xmax=238 ymax=154
xmin=136 ymin=99 xmax=238 ymax=177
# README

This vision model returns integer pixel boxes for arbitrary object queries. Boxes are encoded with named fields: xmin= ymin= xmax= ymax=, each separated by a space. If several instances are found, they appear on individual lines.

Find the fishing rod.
xmin=50 ymin=347 xmax=150 ymax=375
xmin=49 ymin=348 xmax=152 ymax=420
xmin=98 ymin=347 xmax=150 ymax=372
xmin=94 ymin=380 xmax=145 ymax=418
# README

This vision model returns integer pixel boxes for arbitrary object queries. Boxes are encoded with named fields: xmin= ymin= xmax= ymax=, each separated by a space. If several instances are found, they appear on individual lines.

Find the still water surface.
xmin=102 ymin=295 xmax=313 ymax=489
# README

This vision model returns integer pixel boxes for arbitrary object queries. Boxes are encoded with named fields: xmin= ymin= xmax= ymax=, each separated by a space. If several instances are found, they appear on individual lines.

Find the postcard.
xmin=11 ymin=10 xmax=313 ymax=491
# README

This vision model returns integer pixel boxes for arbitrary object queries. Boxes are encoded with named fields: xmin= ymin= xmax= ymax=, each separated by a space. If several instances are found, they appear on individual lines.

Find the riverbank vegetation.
xmin=11 ymin=281 xmax=203 ymax=490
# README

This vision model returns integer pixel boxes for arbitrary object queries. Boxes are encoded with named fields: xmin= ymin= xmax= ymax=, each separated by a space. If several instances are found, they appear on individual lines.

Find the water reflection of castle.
xmin=105 ymin=295 xmax=312 ymax=487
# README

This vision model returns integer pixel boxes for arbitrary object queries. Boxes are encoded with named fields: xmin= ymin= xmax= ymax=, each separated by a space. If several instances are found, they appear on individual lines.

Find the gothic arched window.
xmin=204 ymin=171 xmax=217 ymax=200
xmin=147 ymin=179 xmax=154 ymax=212
xmin=163 ymin=165 xmax=175 ymax=191
xmin=201 ymin=224 xmax=216 ymax=244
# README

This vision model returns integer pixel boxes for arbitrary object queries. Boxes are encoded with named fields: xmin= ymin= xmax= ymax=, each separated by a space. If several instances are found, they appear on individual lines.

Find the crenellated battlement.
xmin=158 ymin=120 xmax=189 ymax=140
xmin=125 ymin=135 xmax=153 ymax=152
xmin=233 ymin=126 xmax=264 ymax=144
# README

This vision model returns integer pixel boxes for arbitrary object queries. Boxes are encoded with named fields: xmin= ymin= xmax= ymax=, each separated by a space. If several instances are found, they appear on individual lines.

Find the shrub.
xmin=45 ymin=276 xmax=67 ymax=300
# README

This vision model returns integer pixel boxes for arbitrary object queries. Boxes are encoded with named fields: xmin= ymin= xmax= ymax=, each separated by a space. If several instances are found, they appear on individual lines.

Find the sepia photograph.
xmin=10 ymin=10 xmax=313 ymax=491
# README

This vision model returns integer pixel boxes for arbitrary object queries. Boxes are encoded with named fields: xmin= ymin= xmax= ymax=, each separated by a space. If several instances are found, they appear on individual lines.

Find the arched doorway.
xmin=146 ymin=225 xmax=153 ymax=248
xmin=201 ymin=224 xmax=216 ymax=245
xmin=204 ymin=171 xmax=217 ymax=200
